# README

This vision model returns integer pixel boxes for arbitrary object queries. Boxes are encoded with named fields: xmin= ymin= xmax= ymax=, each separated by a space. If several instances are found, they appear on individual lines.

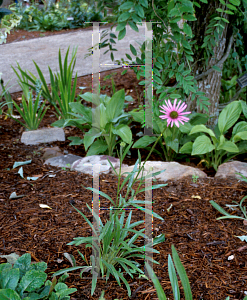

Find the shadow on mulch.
xmin=1 ymin=28 xmax=247 ymax=300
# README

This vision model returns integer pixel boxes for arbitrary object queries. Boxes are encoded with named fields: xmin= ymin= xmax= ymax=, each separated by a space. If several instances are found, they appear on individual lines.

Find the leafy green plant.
xmin=180 ymin=100 xmax=247 ymax=171
xmin=192 ymin=174 xmax=199 ymax=183
xmin=7 ymin=90 xmax=49 ymax=131
xmin=0 ymin=252 xmax=77 ymax=299
xmin=52 ymin=140 xmax=167 ymax=297
xmin=51 ymin=89 xmax=134 ymax=157
xmin=12 ymin=46 xmax=77 ymax=108
xmin=129 ymin=98 xmax=207 ymax=161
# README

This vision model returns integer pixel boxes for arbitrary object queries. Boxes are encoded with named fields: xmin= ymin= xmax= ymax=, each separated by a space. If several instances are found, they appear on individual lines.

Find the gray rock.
xmin=215 ymin=161 xmax=247 ymax=180
xmin=44 ymin=154 xmax=82 ymax=169
xmin=21 ymin=128 xmax=65 ymax=145
xmin=71 ymin=155 xmax=129 ymax=175
xmin=113 ymin=161 xmax=208 ymax=181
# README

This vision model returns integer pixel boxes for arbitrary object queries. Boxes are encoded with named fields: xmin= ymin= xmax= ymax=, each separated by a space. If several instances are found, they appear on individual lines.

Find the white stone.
xmin=21 ymin=128 xmax=65 ymax=145
xmin=71 ymin=155 xmax=129 ymax=175
xmin=215 ymin=161 xmax=247 ymax=180
xmin=113 ymin=161 xmax=207 ymax=181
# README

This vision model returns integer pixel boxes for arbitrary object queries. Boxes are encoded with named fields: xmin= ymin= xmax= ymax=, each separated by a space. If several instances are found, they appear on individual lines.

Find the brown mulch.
xmin=1 ymin=28 xmax=247 ymax=300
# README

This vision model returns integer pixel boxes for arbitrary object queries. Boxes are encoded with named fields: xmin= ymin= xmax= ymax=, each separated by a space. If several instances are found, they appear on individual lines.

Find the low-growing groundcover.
xmin=1 ymin=31 xmax=247 ymax=300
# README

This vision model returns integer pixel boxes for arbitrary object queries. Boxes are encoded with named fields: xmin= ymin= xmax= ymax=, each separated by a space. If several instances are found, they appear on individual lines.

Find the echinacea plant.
xmin=53 ymin=99 xmax=191 ymax=297
xmin=131 ymin=98 xmax=192 ymax=161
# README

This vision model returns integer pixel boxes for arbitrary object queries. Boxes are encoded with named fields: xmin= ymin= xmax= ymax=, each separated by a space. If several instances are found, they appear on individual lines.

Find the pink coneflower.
xmin=159 ymin=99 xmax=191 ymax=128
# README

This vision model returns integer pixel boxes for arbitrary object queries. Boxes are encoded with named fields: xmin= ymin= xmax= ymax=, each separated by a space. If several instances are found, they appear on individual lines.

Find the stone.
xmin=41 ymin=146 xmax=63 ymax=160
xmin=44 ymin=154 xmax=82 ymax=169
xmin=113 ymin=161 xmax=208 ymax=181
xmin=70 ymin=155 xmax=129 ymax=175
xmin=215 ymin=161 xmax=247 ymax=180
xmin=21 ymin=128 xmax=65 ymax=145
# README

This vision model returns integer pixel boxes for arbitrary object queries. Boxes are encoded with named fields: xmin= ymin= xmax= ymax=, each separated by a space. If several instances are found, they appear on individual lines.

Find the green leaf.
xmin=130 ymin=44 xmax=137 ymax=56
xmin=226 ymin=3 xmax=237 ymax=10
xmin=212 ymin=65 xmax=222 ymax=72
xmin=1 ymin=268 xmax=20 ymax=290
xmin=128 ymin=21 xmax=139 ymax=32
xmin=118 ymin=28 xmax=127 ymax=40
xmin=140 ymin=0 xmax=148 ymax=8
xmin=86 ymin=139 xmax=109 ymax=156
xmin=218 ymin=101 xmax=242 ymax=134
xmin=210 ymin=200 xmax=232 ymax=218
xmin=19 ymin=270 xmax=47 ymax=292
xmin=168 ymin=254 xmax=180 ymax=299
xmin=172 ymin=245 xmax=193 ymax=300
xmin=119 ymin=1 xmax=134 ymax=10
xmin=189 ymin=124 xmax=215 ymax=138
xmin=191 ymin=135 xmax=215 ymax=155
xmin=229 ymin=0 xmax=240 ymax=6
xmin=118 ymin=12 xmax=130 ymax=22
xmin=232 ymin=121 xmax=247 ymax=136
xmin=233 ymin=131 xmax=247 ymax=143
xmin=183 ymin=23 xmax=192 ymax=37
xmin=105 ymin=89 xmax=125 ymax=121
xmin=116 ymin=22 xmax=126 ymax=32
xmin=135 ymin=4 xmax=144 ymax=18
xmin=179 ymin=142 xmax=193 ymax=154
xmin=216 ymin=140 xmax=239 ymax=153
xmin=145 ymin=263 xmax=167 ymax=299
xmin=0 ymin=289 xmax=21 ymax=300
xmin=112 ymin=124 xmax=132 ymax=144
xmin=132 ymin=136 xmax=157 ymax=148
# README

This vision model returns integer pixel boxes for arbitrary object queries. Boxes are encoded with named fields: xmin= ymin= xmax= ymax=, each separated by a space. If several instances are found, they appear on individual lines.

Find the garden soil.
xmin=1 ymin=27 xmax=247 ymax=300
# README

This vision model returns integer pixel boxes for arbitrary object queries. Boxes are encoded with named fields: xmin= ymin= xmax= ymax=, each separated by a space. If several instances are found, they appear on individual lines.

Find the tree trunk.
xmin=186 ymin=1 xmax=232 ymax=127
xmin=1 ymin=0 xmax=12 ymax=8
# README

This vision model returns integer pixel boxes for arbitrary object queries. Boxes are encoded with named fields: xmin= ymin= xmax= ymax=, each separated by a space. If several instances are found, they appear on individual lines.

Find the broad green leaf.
xmin=232 ymin=121 xmax=247 ymax=136
xmin=132 ymin=136 xmax=157 ymax=148
xmin=1 ymin=268 xmax=19 ymax=290
xmin=189 ymin=124 xmax=215 ymax=138
xmin=119 ymin=1 xmax=134 ymax=10
xmin=0 ymin=289 xmax=21 ymax=300
xmin=86 ymin=139 xmax=109 ymax=156
xmin=179 ymin=142 xmax=193 ymax=154
xmin=112 ymin=124 xmax=132 ymax=144
xmin=191 ymin=135 xmax=215 ymax=155
xmin=105 ymin=89 xmax=125 ymax=120
xmin=19 ymin=270 xmax=47 ymax=292
xmin=218 ymin=101 xmax=242 ymax=134
xmin=233 ymin=131 xmax=247 ymax=143
xmin=118 ymin=12 xmax=130 ymax=22
xmin=216 ymin=141 xmax=239 ymax=152
xmin=83 ymin=127 xmax=101 ymax=151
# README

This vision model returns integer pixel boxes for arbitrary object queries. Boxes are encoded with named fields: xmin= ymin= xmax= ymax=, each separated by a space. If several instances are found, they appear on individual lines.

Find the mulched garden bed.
xmin=1 ymin=27 xmax=247 ymax=300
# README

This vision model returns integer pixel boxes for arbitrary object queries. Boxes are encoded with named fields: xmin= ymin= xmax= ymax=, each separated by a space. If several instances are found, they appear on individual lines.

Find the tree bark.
xmin=186 ymin=1 xmax=232 ymax=127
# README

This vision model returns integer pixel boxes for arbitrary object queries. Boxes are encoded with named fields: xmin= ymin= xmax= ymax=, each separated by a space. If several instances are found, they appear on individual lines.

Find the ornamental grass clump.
xmin=53 ymin=99 xmax=191 ymax=297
